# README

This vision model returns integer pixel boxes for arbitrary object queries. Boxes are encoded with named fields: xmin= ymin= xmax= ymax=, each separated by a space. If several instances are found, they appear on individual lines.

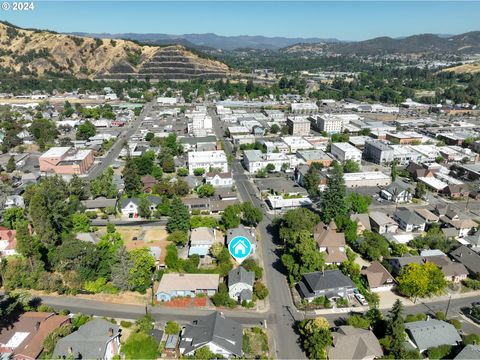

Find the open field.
xmin=442 ymin=62 xmax=480 ymax=74
xmin=97 ymin=225 xmax=169 ymax=264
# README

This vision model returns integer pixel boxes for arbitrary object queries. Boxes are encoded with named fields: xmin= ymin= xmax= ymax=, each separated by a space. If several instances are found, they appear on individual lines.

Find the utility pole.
xmin=445 ymin=294 xmax=452 ymax=318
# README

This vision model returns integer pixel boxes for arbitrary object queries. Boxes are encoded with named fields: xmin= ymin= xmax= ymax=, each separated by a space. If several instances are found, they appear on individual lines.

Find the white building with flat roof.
xmin=340 ymin=172 xmax=391 ymax=188
xmin=314 ymin=114 xmax=343 ymax=133
xmin=243 ymin=150 xmax=290 ymax=173
xmin=282 ymin=136 xmax=313 ymax=153
xmin=331 ymin=142 xmax=362 ymax=163
xmin=291 ymin=102 xmax=318 ymax=114
xmin=188 ymin=151 xmax=228 ymax=175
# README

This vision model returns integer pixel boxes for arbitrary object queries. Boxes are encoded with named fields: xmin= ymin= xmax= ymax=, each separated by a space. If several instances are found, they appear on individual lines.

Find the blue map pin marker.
xmin=228 ymin=235 xmax=252 ymax=264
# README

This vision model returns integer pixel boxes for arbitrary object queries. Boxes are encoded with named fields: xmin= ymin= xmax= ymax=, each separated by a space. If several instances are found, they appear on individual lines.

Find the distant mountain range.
xmin=70 ymin=32 xmax=340 ymax=50
xmin=283 ymin=32 xmax=480 ymax=55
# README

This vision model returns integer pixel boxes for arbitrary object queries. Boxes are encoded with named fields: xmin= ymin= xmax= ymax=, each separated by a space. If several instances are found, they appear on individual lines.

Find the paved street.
xmin=212 ymin=112 xmax=306 ymax=359
xmin=86 ymin=102 xmax=152 ymax=180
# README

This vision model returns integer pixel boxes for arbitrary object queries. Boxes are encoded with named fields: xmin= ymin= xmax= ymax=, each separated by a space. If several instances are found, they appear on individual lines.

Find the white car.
xmin=355 ymin=293 xmax=368 ymax=306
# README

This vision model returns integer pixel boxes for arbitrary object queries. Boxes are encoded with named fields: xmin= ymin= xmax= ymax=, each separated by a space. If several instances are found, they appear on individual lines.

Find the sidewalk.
xmin=309 ymin=290 xmax=480 ymax=315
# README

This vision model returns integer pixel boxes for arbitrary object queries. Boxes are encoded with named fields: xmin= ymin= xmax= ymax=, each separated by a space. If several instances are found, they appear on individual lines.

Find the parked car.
xmin=355 ymin=293 xmax=368 ymax=306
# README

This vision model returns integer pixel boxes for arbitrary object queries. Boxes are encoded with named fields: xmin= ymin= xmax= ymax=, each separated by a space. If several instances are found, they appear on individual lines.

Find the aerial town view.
xmin=1 ymin=1 xmax=480 ymax=359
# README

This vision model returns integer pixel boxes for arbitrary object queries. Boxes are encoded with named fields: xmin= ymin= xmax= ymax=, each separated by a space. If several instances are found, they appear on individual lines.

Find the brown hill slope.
xmin=0 ymin=22 xmax=230 ymax=79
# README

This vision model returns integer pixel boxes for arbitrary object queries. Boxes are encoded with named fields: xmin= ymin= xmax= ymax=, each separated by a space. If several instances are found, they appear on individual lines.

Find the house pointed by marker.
xmin=232 ymin=238 xmax=249 ymax=256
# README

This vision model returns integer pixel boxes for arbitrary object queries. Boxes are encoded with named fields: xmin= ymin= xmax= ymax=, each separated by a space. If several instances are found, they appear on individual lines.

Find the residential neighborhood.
xmin=2 ymin=4 xmax=480 ymax=358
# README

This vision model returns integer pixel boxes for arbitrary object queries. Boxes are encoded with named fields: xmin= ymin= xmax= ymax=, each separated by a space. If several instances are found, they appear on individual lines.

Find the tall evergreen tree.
xmin=166 ymin=197 xmax=190 ymax=233
xmin=122 ymin=156 xmax=142 ymax=197
xmin=321 ymin=162 xmax=347 ymax=222
xmin=386 ymin=299 xmax=406 ymax=358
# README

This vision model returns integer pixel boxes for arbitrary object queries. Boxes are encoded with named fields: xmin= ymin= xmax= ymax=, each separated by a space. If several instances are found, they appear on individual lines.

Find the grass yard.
xmin=243 ymin=327 xmax=269 ymax=359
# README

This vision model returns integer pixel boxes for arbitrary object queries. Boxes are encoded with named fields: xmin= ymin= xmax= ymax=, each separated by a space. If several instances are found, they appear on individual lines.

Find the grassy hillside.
xmin=0 ymin=22 xmax=230 ymax=80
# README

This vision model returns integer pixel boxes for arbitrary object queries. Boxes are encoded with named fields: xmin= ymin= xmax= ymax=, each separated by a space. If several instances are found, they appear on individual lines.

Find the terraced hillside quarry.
xmin=104 ymin=46 xmax=230 ymax=80
xmin=0 ymin=22 xmax=230 ymax=80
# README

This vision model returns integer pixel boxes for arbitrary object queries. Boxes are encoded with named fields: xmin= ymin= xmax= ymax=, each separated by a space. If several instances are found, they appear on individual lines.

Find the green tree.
xmin=303 ymin=163 xmax=323 ymax=197
xmin=2 ymin=207 xmax=25 ymax=229
xmin=321 ymin=162 xmax=347 ymax=222
xmin=29 ymin=176 xmax=73 ymax=247
xmin=196 ymin=184 xmax=215 ymax=198
xmin=76 ymin=120 xmax=96 ymax=140
xmin=343 ymin=159 xmax=361 ymax=173
xmin=6 ymin=155 xmax=16 ymax=172
xmin=391 ymin=160 xmax=398 ymax=181
xmin=253 ymin=281 xmax=269 ymax=300
xmin=138 ymin=197 xmax=152 ymax=219
xmin=166 ymin=197 xmax=190 ymax=233
xmin=270 ymin=124 xmax=280 ymax=134
xmin=357 ymin=231 xmax=390 ymax=261
xmin=385 ymin=299 xmax=406 ymax=358
xmin=90 ymin=167 xmax=118 ymax=198
xmin=134 ymin=151 xmax=156 ymax=176
xmin=111 ymin=247 xmax=133 ymax=291
xmin=128 ymin=248 xmax=156 ymax=292
xmin=397 ymin=262 xmax=447 ymax=302
xmin=72 ymin=213 xmax=91 ymax=233
xmin=347 ymin=193 xmax=371 ymax=214
xmin=69 ymin=175 xmax=89 ymax=200
xmin=167 ymin=230 xmax=188 ymax=246
xmin=221 ymin=205 xmax=241 ymax=229
xmin=298 ymin=318 xmax=332 ymax=359
xmin=415 ymin=182 xmax=426 ymax=199
xmin=242 ymin=202 xmax=263 ymax=226
xmin=30 ymin=118 xmax=58 ymax=150
xmin=265 ymin=163 xmax=276 ymax=173
xmin=122 ymin=156 xmax=142 ymax=197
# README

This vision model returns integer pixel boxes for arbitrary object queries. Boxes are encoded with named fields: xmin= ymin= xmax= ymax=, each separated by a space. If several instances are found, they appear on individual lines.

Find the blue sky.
xmin=2 ymin=1 xmax=480 ymax=40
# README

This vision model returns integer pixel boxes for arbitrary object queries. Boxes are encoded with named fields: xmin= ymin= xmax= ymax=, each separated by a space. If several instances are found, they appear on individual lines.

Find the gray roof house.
xmin=226 ymin=225 xmax=257 ymax=251
xmin=119 ymin=196 xmax=162 ymax=218
xmin=449 ymin=245 xmax=480 ymax=275
xmin=228 ymin=267 xmax=255 ymax=303
xmin=328 ymin=326 xmax=383 ymax=360
xmin=405 ymin=319 xmax=461 ymax=352
xmin=53 ymin=318 xmax=121 ymax=359
xmin=179 ymin=312 xmax=243 ymax=358
xmin=393 ymin=209 xmax=426 ymax=232
xmin=463 ymin=230 xmax=480 ymax=250
xmin=454 ymin=344 xmax=480 ymax=359
xmin=297 ymin=270 xmax=356 ymax=301
xmin=81 ymin=197 xmax=117 ymax=211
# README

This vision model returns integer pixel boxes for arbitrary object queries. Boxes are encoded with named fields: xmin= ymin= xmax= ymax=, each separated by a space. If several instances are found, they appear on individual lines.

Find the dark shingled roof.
xmin=180 ymin=312 xmax=243 ymax=357
xmin=228 ymin=266 xmax=254 ymax=287
xmin=53 ymin=318 xmax=120 ymax=359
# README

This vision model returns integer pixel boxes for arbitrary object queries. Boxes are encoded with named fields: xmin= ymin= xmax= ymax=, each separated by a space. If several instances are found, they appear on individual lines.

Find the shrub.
xmin=448 ymin=319 xmax=462 ymax=330
xmin=347 ymin=314 xmax=371 ymax=329
xmin=427 ymin=344 xmax=452 ymax=360
xmin=165 ymin=321 xmax=181 ymax=335
xmin=435 ymin=311 xmax=446 ymax=320
xmin=121 ymin=320 xmax=133 ymax=328
xmin=85 ymin=211 xmax=98 ymax=219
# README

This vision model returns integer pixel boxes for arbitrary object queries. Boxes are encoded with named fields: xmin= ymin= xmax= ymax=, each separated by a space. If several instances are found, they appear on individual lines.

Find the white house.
xmin=188 ymin=151 xmax=228 ymax=175
xmin=205 ymin=172 xmax=233 ymax=187
xmin=119 ymin=196 xmax=162 ymax=218
xmin=228 ymin=267 xmax=255 ymax=303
